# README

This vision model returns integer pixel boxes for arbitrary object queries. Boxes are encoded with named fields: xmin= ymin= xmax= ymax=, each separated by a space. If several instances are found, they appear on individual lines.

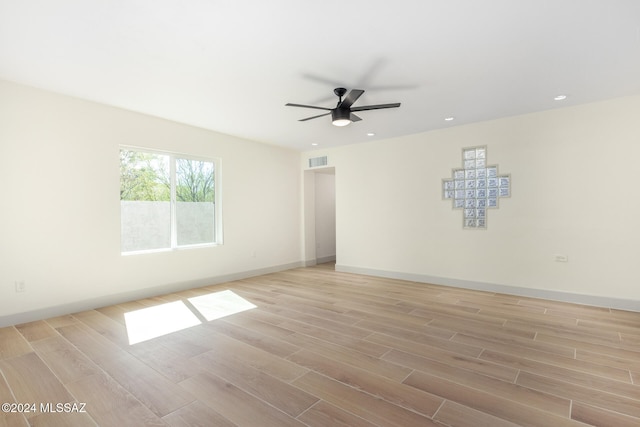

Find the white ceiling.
xmin=1 ymin=0 xmax=639 ymax=151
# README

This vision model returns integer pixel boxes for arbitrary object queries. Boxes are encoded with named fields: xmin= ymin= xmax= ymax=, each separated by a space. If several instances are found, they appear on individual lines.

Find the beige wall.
xmin=307 ymin=95 xmax=640 ymax=308
xmin=0 ymin=80 xmax=302 ymax=324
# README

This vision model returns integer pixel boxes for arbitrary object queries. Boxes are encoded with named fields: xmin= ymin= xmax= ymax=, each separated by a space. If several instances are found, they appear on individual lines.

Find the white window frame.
xmin=120 ymin=146 xmax=223 ymax=255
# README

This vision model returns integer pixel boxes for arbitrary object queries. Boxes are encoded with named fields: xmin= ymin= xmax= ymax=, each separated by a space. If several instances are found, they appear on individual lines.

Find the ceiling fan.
xmin=285 ymin=87 xmax=401 ymax=127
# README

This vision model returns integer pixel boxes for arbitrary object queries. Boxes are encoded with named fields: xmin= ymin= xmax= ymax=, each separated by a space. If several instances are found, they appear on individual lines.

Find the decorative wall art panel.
xmin=442 ymin=146 xmax=511 ymax=229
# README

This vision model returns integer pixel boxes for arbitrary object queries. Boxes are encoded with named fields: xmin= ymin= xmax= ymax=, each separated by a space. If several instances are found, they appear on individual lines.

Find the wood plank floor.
xmin=1 ymin=263 xmax=639 ymax=426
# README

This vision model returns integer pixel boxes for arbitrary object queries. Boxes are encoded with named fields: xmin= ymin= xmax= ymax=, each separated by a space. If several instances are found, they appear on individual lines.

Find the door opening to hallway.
xmin=304 ymin=167 xmax=336 ymax=267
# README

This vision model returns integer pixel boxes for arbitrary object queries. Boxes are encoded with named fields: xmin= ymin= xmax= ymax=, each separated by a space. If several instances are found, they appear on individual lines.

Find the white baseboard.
xmin=316 ymin=255 xmax=336 ymax=264
xmin=335 ymin=264 xmax=640 ymax=312
xmin=304 ymin=255 xmax=336 ymax=267
xmin=0 ymin=261 xmax=304 ymax=328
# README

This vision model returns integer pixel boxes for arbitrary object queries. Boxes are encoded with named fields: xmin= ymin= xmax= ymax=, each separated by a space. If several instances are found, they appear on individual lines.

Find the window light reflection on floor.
xmin=188 ymin=289 xmax=257 ymax=321
xmin=124 ymin=290 xmax=256 ymax=345
xmin=124 ymin=300 xmax=201 ymax=345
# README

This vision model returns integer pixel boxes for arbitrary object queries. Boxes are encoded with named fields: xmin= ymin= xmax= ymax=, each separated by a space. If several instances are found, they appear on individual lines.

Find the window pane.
xmin=175 ymin=158 xmax=215 ymax=246
xmin=120 ymin=150 xmax=171 ymax=252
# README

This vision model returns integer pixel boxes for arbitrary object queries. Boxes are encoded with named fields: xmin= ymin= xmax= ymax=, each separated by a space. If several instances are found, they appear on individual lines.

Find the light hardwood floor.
xmin=1 ymin=263 xmax=639 ymax=426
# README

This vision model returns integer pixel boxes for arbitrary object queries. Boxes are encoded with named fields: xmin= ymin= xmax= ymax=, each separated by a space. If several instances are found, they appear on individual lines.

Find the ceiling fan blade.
xmin=299 ymin=112 xmax=332 ymax=122
xmin=339 ymin=89 xmax=365 ymax=109
xmin=350 ymin=113 xmax=362 ymax=122
xmin=351 ymin=102 xmax=401 ymax=112
xmin=285 ymin=103 xmax=332 ymax=111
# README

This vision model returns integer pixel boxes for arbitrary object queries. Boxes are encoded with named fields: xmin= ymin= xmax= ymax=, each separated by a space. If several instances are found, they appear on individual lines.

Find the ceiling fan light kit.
xmin=331 ymin=109 xmax=352 ymax=126
xmin=286 ymin=87 xmax=400 ymax=127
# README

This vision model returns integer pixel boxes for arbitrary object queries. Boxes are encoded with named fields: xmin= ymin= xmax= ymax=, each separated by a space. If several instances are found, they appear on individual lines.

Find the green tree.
xmin=120 ymin=150 xmax=214 ymax=202
xmin=176 ymin=159 xmax=215 ymax=202
xmin=119 ymin=150 xmax=170 ymax=201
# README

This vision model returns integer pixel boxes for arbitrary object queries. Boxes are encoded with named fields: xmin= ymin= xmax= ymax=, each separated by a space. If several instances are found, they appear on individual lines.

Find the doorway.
xmin=303 ymin=167 xmax=336 ymax=266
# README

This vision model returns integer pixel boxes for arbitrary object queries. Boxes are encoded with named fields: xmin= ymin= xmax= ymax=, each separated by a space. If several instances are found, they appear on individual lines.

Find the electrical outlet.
xmin=15 ymin=280 xmax=26 ymax=293
xmin=554 ymin=254 xmax=568 ymax=263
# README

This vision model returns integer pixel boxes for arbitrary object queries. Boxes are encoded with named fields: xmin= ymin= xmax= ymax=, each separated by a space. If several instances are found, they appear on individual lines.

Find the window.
xmin=120 ymin=148 xmax=221 ymax=253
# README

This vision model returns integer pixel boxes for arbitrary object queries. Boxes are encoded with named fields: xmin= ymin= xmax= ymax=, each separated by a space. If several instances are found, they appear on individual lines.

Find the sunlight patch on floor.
xmin=124 ymin=290 xmax=256 ymax=344
xmin=124 ymin=300 xmax=201 ymax=345
xmin=188 ymin=289 xmax=257 ymax=321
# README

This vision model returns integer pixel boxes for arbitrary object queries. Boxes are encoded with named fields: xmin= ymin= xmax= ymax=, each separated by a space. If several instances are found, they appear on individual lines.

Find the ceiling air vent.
xmin=309 ymin=156 xmax=328 ymax=168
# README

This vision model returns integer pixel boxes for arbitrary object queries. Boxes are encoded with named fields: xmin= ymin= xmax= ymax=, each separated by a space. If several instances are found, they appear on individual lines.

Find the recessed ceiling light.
xmin=367 ymin=132 xmax=375 ymax=136
xmin=311 ymin=143 xmax=318 ymax=146
xmin=444 ymin=117 xmax=455 ymax=121
xmin=554 ymin=95 xmax=567 ymax=101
